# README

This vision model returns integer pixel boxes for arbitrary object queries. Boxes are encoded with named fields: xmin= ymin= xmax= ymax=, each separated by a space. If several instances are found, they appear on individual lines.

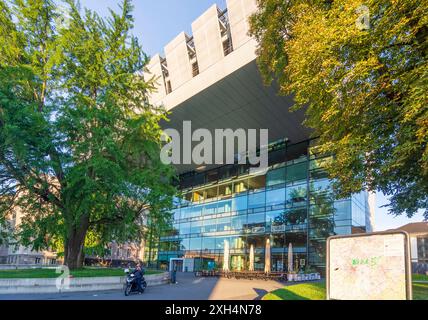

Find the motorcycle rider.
xmin=134 ymin=263 xmax=144 ymax=294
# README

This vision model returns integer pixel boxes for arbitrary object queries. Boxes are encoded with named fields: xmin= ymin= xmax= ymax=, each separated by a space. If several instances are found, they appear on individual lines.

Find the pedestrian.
xmin=170 ymin=266 xmax=177 ymax=284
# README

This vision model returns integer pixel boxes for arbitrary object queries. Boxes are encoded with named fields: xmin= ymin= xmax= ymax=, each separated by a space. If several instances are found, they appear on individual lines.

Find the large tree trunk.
xmin=64 ymin=215 xmax=89 ymax=270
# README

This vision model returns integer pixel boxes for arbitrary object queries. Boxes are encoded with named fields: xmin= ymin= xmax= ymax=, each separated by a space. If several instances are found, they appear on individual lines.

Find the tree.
xmin=0 ymin=0 xmax=176 ymax=269
xmin=249 ymin=0 xmax=427 ymax=218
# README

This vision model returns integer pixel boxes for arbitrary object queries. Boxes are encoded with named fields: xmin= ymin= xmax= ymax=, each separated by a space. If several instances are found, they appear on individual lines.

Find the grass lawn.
xmin=263 ymin=276 xmax=428 ymax=300
xmin=0 ymin=267 xmax=162 ymax=279
xmin=263 ymin=281 xmax=326 ymax=300
xmin=412 ymin=274 xmax=428 ymax=282
xmin=413 ymin=282 xmax=428 ymax=300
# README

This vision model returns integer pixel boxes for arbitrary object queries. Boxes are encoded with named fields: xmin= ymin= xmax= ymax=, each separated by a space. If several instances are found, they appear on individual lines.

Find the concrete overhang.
xmin=155 ymin=38 xmax=312 ymax=174
xmin=160 ymin=59 xmax=312 ymax=174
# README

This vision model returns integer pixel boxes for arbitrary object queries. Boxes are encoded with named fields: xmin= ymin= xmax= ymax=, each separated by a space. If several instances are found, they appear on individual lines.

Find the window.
xmin=216 ymin=217 xmax=231 ymax=232
xmin=166 ymin=80 xmax=172 ymax=94
xmin=190 ymin=220 xmax=203 ymax=234
xmin=233 ymin=180 xmax=247 ymax=194
xmin=417 ymin=237 xmax=428 ymax=263
xmin=179 ymin=222 xmax=191 ymax=235
xmin=222 ymin=38 xmax=233 ymax=56
xmin=286 ymin=184 xmax=307 ymax=207
xmin=309 ymin=217 xmax=335 ymax=239
xmin=271 ymin=234 xmax=285 ymax=248
xmin=285 ymin=207 xmax=307 ymax=225
xmin=334 ymin=226 xmax=351 ymax=235
xmin=248 ymin=191 xmax=265 ymax=209
xmin=192 ymin=62 xmax=199 ymax=77
xmin=266 ymin=210 xmax=285 ymax=230
xmin=247 ymin=213 xmax=265 ymax=231
xmin=192 ymin=190 xmax=204 ymax=202
xmin=170 ymin=240 xmax=180 ymax=251
xmin=267 ymin=167 xmax=285 ymax=186
xmin=334 ymin=200 xmax=351 ymax=221
xmin=231 ymin=214 xmax=246 ymax=231
xmin=285 ymin=231 xmax=307 ymax=248
xmin=172 ymin=208 xmax=180 ymax=221
xmin=180 ymin=207 xmax=192 ymax=219
xmin=202 ymin=202 xmax=217 ymax=215
xmin=215 ymin=237 xmax=230 ymax=250
xmin=35 ymin=257 xmax=41 ymax=264
xmin=266 ymin=187 xmax=285 ymax=206
xmin=218 ymin=183 xmax=233 ymax=198
xmin=286 ymin=162 xmax=307 ymax=183
xmin=189 ymin=238 xmax=202 ymax=250
xmin=246 ymin=234 xmax=266 ymax=249
xmin=202 ymin=237 xmax=216 ymax=250
xmin=248 ymin=175 xmax=266 ymax=191
xmin=217 ymin=199 xmax=232 ymax=213
xmin=232 ymin=195 xmax=247 ymax=212
xmin=205 ymin=186 xmax=218 ymax=200
xmin=181 ymin=205 xmax=201 ymax=218
xmin=201 ymin=219 xmax=217 ymax=233
xmin=180 ymin=238 xmax=190 ymax=250
xmin=309 ymin=158 xmax=330 ymax=179
xmin=310 ymin=179 xmax=331 ymax=198
xmin=230 ymin=236 xmax=245 ymax=249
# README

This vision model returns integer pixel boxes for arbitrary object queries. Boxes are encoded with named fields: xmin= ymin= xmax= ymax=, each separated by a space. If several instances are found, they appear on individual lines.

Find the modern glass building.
xmin=156 ymin=139 xmax=371 ymax=273
xmin=142 ymin=0 xmax=375 ymax=273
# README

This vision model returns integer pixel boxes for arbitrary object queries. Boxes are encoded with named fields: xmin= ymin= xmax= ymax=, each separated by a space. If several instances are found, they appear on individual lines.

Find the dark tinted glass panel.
xmin=286 ymin=162 xmax=308 ymax=183
xmin=267 ymin=167 xmax=285 ymax=186
xmin=286 ymin=141 xmax=308 ymax=162
xmin=285 ymin=207 xmax=307 ymax=225
xmin=285 ymin=231 xmax=307 ymax=248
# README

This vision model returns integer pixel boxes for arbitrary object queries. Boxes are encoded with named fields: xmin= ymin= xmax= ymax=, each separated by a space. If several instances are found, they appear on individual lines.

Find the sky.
xmin=78 ymin=0 xmax=425 ymax=231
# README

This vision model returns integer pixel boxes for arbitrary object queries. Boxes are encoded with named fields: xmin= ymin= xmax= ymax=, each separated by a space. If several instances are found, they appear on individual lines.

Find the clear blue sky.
xmin=79 ymin=0 xmax=425 ymax=231
xmin=79 ymin=0 xmax=226 ymax=56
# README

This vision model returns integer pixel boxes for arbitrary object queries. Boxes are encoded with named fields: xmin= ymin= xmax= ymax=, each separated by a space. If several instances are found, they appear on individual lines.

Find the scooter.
xmin=123 ymin=268 xmax=147 ymax=296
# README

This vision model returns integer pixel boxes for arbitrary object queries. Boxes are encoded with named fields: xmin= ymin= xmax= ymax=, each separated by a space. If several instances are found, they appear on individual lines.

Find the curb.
xmin=0 ymin=272 xmax=170 ymax=294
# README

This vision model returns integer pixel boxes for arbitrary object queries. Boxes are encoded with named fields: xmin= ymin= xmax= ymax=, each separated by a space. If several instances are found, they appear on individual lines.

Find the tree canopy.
xmin=0 ymin=0 xmax=176 ymax=268
xmin=250 ymin=0 xmax=427 ymax=218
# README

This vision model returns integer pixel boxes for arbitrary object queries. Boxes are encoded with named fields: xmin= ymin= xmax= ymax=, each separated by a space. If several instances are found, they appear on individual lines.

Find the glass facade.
xmin=157 ymin=140 xmax=371 ymax=273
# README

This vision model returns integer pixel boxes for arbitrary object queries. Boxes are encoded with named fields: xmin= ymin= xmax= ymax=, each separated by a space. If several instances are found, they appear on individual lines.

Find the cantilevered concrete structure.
xmin=144 ymin=0 xmax=311 ymax=174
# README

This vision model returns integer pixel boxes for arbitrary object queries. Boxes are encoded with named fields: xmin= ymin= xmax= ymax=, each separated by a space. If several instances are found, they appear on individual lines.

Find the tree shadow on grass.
xmin=252 ymin=288 xmax=269 ymax=300
xmin=263 ymin=281 xmax=326 ymax=300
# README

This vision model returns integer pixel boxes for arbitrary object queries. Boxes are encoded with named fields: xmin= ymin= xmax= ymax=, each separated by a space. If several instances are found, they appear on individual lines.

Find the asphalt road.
xmin=0 ymin=272 xmax=287 ymax=300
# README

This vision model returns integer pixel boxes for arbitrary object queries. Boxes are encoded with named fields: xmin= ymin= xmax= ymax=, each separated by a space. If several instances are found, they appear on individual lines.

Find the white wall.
xmin=191 ymin=5 xmax=224 ymax=73
xmin=226 ymin=0 xmax=258 ymax=49
xmin=143 ymin=54 xmax=167 ymax=105
xmin=165 ymin=32 xmax=193 ymax=91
